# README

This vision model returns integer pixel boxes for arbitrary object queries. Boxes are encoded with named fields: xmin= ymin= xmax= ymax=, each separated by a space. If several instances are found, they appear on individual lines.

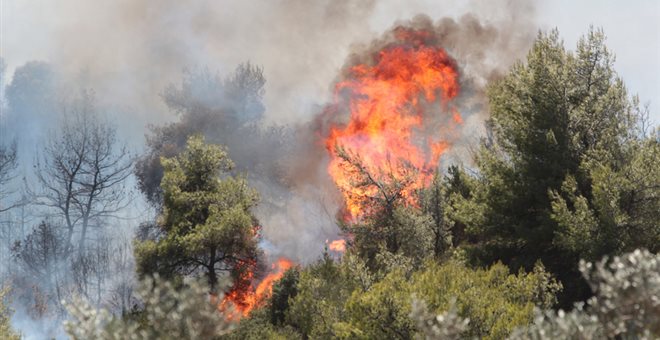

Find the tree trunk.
xmin=207 ymin=247 xmax=218 ymax=291
xmin=78 ymin=216 xmax=89 ymax=255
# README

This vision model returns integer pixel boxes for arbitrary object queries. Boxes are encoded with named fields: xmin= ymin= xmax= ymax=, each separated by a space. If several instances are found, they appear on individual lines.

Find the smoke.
xmin=2 ymin=0 xmax=535 ymax=128
xmin=2 ymin=0 xmax=379 ymax=139
xmin=285 ymin=2 xmax=538 ymax=261
xmin=1 ymin=0 xmax=539 ymax=276
xmin=318 ymin=4 xmax=537 ymax=168
xmin=2 ymin=0 xmax=539 ymax=337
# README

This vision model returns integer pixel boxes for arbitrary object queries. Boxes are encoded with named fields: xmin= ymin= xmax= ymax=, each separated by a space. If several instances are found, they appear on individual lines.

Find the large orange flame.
xmin=324 ymin=28 xmax=461 ymax=218
xmin=220 ymin=257 xmax=293 ymax=320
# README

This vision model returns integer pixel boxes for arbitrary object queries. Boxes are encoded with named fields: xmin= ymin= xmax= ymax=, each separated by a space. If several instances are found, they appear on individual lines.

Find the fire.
xmin=327 ymin=239 xmax=347 ymax=253
xmin=324 ymin=28 xmax=461 ymax=218
xmin=220 ymin=257 xmax=294 ymax=320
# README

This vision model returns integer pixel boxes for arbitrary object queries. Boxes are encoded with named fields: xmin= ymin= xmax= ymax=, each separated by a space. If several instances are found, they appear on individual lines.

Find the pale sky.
xmin=537 ymin=0 xmax=660 ymax=124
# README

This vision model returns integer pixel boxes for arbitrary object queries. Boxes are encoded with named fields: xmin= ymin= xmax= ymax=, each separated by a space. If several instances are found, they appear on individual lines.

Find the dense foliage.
xmin=449 ymin=28 xmax=659 ymax=307
xmin=224 ymin=252 xmax=560 ymax=339
xmin=134 ymin=135 xmax=261 ymax=291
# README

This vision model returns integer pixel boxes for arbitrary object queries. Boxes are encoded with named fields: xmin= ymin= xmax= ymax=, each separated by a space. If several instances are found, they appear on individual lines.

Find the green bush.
xmin=337 ymin=259 xmax=560 ymax=339
xmin=511 ymin=249 xmax=660 ymax=339
xmin=0 ymin=286 xmax=20 ymax=340
xmin=64 ymin=275 xmax=230 ymax=340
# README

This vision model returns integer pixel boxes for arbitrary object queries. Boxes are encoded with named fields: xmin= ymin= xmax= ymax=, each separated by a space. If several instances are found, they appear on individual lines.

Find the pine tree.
xmin=135 ymin=135 xmax=261 ymax=291
xmin=451 ymin=28 xmax=659 ymax=306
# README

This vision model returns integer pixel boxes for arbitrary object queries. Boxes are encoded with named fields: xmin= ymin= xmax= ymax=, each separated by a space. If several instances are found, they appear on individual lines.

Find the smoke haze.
xmin=2 ymin=0 xmax=535 ymax=126
xmin=1 ymin=1 xmax=539 ymax=337
xmin=3 ymin=1 xmax=660 ymax=339
xmin=2 ymin=0 xmax=538 ymax=261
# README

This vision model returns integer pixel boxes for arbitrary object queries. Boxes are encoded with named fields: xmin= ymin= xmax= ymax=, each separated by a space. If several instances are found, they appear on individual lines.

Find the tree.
xmin=70 ymin=235 xmax=111 ymax=306
xmin=105 ymin=235 xmax=137 ymax=315
xmin=134 ymin=135 xmax=261 ymax=292
xmin=419 ymin=173 xmax=456 ymax=257
xmin=11 ymin=220 xmax=69 ymax=315
xmin=269 ymin=268 xmax=299 ymax=326
xmin=549 ymin=132 xmax=659 ymax=260
xmin=4 ymin=61 xmax=58 ymax=145
xmin=333 ymin=147 xmax=437 ymax=272
xmin=450 ymin=28 xmax=659 ymax=306
xmin=285 ymin=252 xmax=368 ymax=339
xmin=0 ymin=140 xmax=19 ymax=212
xmin=33 ymin=92 xmax=134 ymax=255
xmin=135 ymin=63 xmax=272 ymax=209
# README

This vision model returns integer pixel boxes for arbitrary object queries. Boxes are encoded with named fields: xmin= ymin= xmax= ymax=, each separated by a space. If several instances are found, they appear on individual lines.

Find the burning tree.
xmin=331 ymin=148 xmax=438 ymax=270
xmin=220 ymin=257 xmax=293 ymax=320
xmin=134 ymin=135 xmax=261 ymax=293
xmin=323 ymin=28 xmax=463 ymax=269
xmin=134 ymin=65 xmax=296 ymax=321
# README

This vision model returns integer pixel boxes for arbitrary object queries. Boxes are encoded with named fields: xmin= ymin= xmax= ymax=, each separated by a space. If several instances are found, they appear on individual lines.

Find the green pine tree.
xmin=135 ymin=135 xmax=261 ymax=291
xmin=451 ymin=27 xmax=659 ymax=307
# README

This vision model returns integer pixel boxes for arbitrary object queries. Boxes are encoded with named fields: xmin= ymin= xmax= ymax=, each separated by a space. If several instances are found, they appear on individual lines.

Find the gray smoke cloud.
xmin=286 ymin=2 xmax=538 ymax=263
xmin=2 ymin=0 xmax=535 ymax=129
xmin=1 ymin=0 xmax=538 ymax=262
xmin=2 ymin=0 xmax=379 ymax=139
xmin=1 ymin=1 xmax=539 ymax=337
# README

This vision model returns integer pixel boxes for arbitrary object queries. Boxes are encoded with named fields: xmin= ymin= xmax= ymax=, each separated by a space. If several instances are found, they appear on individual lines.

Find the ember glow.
xmin=327 ymin=239 xmax=347 ymax=253
xmin=220 ymin=257 xmax=294 ymax=320
xmin=324 ymin=28 xmax=462 ymax=218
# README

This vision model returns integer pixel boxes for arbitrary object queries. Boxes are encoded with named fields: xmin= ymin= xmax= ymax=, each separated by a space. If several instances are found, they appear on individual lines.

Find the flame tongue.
xmin=220 ymin=257 xmax=293 ymax=320
xmin=325 ymin=28 xmax=461 ymax=218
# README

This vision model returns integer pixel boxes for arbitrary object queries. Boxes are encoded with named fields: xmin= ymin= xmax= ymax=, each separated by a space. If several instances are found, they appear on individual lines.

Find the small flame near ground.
xmin=219 ymin=257 xmax=293 ymax=321
xmin=324 ymin=27 xmax=462 ymax=219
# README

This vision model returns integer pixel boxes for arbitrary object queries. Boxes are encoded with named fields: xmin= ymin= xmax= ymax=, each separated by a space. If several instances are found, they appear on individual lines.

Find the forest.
xmin=0 ymin=6 xmax=659 ymax=340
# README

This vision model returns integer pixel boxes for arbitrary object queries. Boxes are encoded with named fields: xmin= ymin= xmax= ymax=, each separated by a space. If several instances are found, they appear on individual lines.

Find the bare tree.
xmin=106 ymin=235 xmax=136 ymax=313
xmin=0 ymin=140 xmax=19 ymax=212
xmin=71 ymin=235 xmax=110 ymax=306
xmin=11 ymin=220 xmax=69 ymax=316
xmin=32 ymin=92 xmax=134 ymax=255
